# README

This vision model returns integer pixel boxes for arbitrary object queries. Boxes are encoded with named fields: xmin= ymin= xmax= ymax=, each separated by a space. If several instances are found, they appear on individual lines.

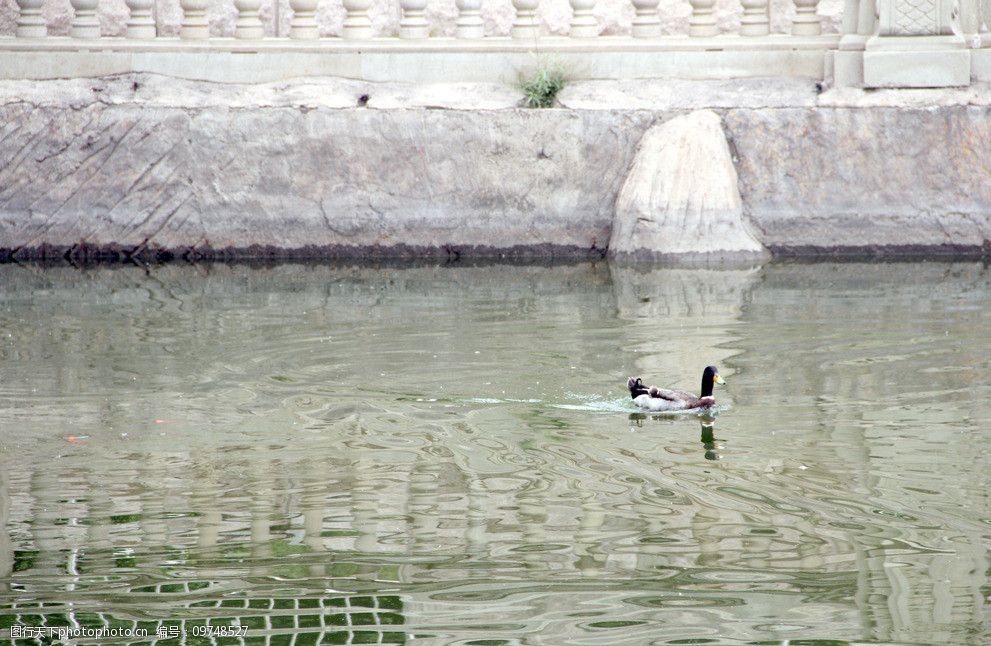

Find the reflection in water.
xmin=609 ymin=263 xmax=762 ymax=389
xmin=630 ymin=410 xmax=722 ymax=460
xmin=0 ymin=262 xmax=988 ymax=644
xmin=700 ymin=419 xmax=721 ymax=461
xmin=0 ymin=471 xmax=10 ymax=592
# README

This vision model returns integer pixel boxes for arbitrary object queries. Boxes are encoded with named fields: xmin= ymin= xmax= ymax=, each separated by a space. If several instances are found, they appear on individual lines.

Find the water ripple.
xmin=0 ymin=262 xmax=989 ymax=644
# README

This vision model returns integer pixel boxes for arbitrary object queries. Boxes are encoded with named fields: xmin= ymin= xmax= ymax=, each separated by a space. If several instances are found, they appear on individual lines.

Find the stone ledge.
xmin=864 ymin=46 xmax=971 ymax=89
xmin=0 ymin=73 xmax=526 ymax=110
xmin=819 ymin=83 xmax=991 ymax=106
xmin=10 ymin=74 xmax=991 ymax=111
xmin=0 ymin=43 xmax=834 ymax=83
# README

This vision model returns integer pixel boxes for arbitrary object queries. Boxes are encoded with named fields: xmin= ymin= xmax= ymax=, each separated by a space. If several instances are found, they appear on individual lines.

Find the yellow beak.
xmin=714 ymin=374 xmax=725 ymax=385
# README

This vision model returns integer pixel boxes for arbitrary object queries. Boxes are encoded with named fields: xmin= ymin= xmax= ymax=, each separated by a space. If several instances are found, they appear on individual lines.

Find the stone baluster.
xmin=739 ymin=0 xmax=770 ymax=35
xmin=180 ymin=0 xmax=210 ymax=38
xmin=631 ymin=0 xmax=660 ymax=37
xmin=125 ymin=0 xmax=156 ymax=38
xmin=289 ymin=0 xmax=319 ymax=38
xmin=15 ymin=0 xmax=47 ymax=37
xmin=455 ymin=0 xmax=484 ymax=38
xmin=400 ymin=0 xmax=429 ymax=38
xmin=512 ymin=0 xmax=540 ymax=39
xmin=70 ymin=0 xmax=101 ymax=38
xmin=688 ymin=0 xmax=718 ymax=36
xmin=569 ymin=0 xmax=598 ymax=37
xmin=342 ymin=0 xmax=373 ymax=38
xmin=792 ymin=0 xmax=822 ymax=34
xmin=234 ymin=0 xmax=265 ymax=38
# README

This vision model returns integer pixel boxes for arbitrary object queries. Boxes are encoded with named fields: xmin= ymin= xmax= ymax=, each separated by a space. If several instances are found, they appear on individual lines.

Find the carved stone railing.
xmin=0 ymin=0 xmax=846 ymax=83
xmin=0 ymin=0 xmax=988 ymax=91
xmin=6 ymin=0 xmax=829 ymax=41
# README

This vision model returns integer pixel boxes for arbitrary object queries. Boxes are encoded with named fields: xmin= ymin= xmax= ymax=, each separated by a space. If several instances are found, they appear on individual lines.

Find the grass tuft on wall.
xmin=518 ymin=62 xmax=568 ymax=108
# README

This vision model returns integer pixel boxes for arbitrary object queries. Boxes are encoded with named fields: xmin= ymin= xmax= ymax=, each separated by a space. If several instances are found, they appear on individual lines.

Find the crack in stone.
xmin=17 ymin=113 xmax=107 ymax=215
xmin=113 ymin=132 xmax=179 ymax=210
xmin=42 ymin=135 xmax=120 ymax=221
xmin=0 ymin=115 xmax=59 ymax=206
xmin=142 ymin=194 xmax=194 ymax=250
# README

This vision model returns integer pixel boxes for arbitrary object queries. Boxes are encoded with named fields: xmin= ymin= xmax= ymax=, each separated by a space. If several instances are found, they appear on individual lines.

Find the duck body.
xmin=627 ymin=366 xmax=724 ymax=412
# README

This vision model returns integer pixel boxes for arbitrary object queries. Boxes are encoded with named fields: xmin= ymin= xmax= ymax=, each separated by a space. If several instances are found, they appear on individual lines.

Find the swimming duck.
xmin=627 ymin=366 xmax=725 ymax=412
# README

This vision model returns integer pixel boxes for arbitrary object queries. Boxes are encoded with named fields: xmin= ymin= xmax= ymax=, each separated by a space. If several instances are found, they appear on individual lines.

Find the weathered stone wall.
xmin=725 ymin=106 xmax=991 ymax=252
xmin=1 ymin=75 xmax=989 ymax=260
xmin=0 ymin=75 xmax=650 ymax=259
xmin=0 ymin=0 xmax=843 ymax=39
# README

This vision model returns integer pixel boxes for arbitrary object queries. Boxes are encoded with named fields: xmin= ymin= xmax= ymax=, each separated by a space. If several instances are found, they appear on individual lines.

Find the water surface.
xmin=0 ymin=261 xmax=989 ymax=644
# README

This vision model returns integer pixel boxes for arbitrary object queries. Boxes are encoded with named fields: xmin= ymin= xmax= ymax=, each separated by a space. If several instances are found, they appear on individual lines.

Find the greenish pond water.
xmin=0 ymin=262 xmax=989 ymax=645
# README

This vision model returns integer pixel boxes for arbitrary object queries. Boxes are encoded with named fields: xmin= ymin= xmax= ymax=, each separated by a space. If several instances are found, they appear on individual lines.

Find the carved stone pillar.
xmin=234 ymin=0 xmax=265 ymax=38
xmin=289 ymin=0 xmax=319 ymax=39
xmin=400 ymin=0 xmax=429 ymax=39
xmin=511 ymin=0 xmax=540 ymax=39
xmin=455 ymin=0 xmax=484 ymax=38
xmin=70 ymin=0 xmax=101 ymax=38
xmin=15 ymin=0 xmax=47 ymax=37
xmin=342 ymin=0 xmax=373 ymax=38
xmin=791 ymin=0 xmax=821 ymax=35
xmin=982 ymin=0 xmax=991 ymax=46
xmin=688 ymin=0 xmax=718 ymax=37
xmin=739 ymin=0 xmax=769 ymax=35
xmin=958 ymin=0 xmax=980 ymax=39
xmin=180 ymin=0 xmax=210 ymax=39
xmin=125 ymin=0 xmax=156 ymax=38
xmin=631 ymin=0 xmax=660 ymax=38
xmin=831 ymin=0 xmax=875 ymax=86
xmin=864 ymin=0 xmax=970 ymax=86
xmin=569 ymin=0 xmax=597 ymax=37
xmin=877 ymin=0 xmax=954 ymax=34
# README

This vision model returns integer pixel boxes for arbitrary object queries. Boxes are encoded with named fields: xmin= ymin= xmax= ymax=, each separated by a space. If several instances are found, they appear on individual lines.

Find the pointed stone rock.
xmin=609 ymin=109 xmax=768 ymax=261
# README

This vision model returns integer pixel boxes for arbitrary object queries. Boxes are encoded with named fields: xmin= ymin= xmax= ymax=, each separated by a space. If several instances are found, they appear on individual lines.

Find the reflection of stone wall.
xmin=0 ymin=449 xmax=866 ymax=641
xmin=609 ymin=264 xmax=761 ymax=383
xmin=0 ymin=262 xmax=988 ymax=643
xmin=0 ymin=471 xmax=10 ymax=585
xmin=2 ymin=434 xmax=982 ymax=642
xmin=3 ymin=589 xmax=407 ymax=643
xmin=735 ymin=262 xmax=991 ymax=644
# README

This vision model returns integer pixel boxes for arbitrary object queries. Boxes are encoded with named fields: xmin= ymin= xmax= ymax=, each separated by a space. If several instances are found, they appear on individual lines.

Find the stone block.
xmin=831 ymin=49 xmax=864 ymax=87
xmin=609 ymin=110 xmax=768 ymax=261
xmin=864 ymin=35 xmax=971 ymax=87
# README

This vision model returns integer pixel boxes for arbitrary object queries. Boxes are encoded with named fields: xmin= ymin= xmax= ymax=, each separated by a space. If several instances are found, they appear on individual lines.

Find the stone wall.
xmin=0 ymin=0 xmax=843 ymax=39
xmin=0 ymin=75 xmax=989 ymax=261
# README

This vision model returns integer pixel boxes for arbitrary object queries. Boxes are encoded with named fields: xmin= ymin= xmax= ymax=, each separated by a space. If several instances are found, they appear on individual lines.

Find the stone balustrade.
xmin=6 ymin=0 xmax=827 ymax=40
xmin=0 ymin=0 xmax=986 ymax=86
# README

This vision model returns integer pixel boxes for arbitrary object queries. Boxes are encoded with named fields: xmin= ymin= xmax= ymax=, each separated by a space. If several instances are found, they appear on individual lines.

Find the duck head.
xmin=700 ymin=365 xmax=725 ymax=398
xmin=627 ymin=376 xmax=649 ymax=399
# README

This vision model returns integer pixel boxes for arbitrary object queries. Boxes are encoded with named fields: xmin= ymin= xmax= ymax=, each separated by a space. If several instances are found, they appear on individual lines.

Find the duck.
xmin=627 ymin=366 xmax=725 ymax=412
